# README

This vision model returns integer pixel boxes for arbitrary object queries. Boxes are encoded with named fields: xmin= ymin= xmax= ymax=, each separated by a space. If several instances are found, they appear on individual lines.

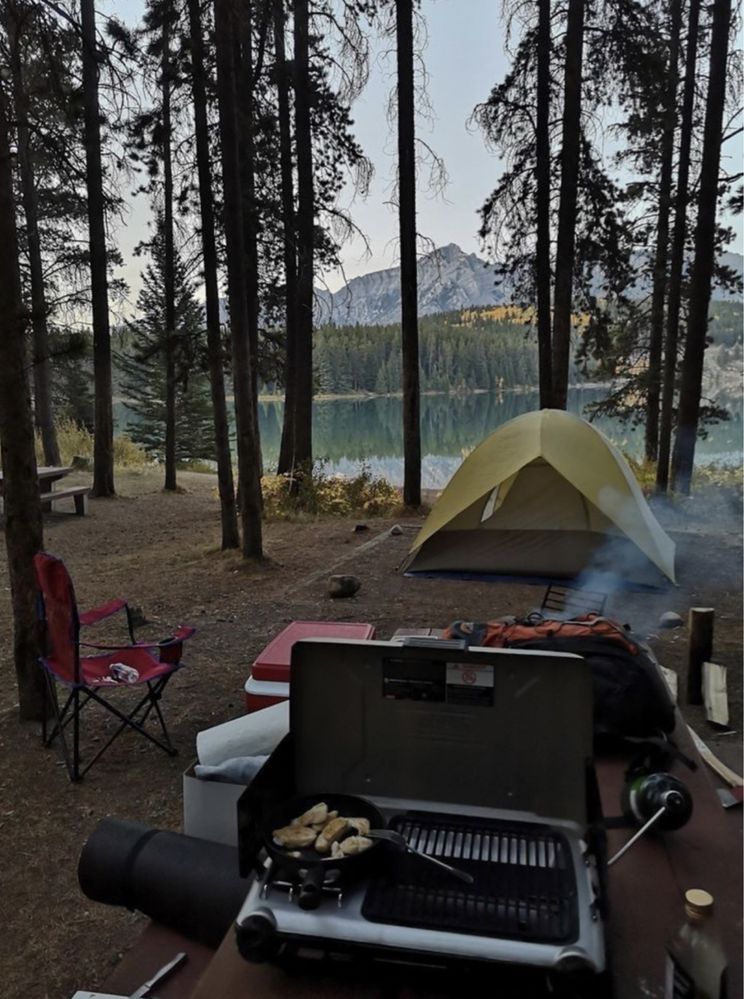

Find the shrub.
xmin=35 ymin=418 xmax=149 ymax=470
xmin=624 ymin=453 xmax=742 ymax=495
xmin=262 ymin=462 xmax=400 ymax=520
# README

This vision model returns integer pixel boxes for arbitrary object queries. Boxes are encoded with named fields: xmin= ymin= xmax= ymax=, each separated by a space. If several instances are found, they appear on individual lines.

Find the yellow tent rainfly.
xmin=403 ymin=409 xmax=676 ymax=589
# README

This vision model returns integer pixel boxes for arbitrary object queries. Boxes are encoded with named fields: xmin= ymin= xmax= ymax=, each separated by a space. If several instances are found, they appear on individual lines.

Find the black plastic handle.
xmin=400 ymin=636 xmax=467 ymax=650
xmin=298 ymin=865 xmax=326 ymax=910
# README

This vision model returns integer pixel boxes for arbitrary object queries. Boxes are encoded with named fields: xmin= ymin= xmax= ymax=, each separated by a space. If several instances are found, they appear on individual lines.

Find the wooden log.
xmin=687 ymin=725 xmax=743 ymax=787
xmin=659 ymin=665 xmax=678 ymax=703
xmin=703 ymin=661 xmax=729 ymax=727
xmin=686 ymin=607 xmax=714 ymax=704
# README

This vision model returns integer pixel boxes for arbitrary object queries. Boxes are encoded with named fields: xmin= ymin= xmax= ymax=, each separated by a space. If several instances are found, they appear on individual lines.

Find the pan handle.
xmin=298 ymin=865 xmax=326 ymax=910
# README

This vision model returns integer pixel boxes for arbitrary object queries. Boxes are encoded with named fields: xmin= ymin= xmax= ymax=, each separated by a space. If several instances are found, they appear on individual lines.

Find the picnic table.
xmin=0 ymin=465 xmax=89 ymax=515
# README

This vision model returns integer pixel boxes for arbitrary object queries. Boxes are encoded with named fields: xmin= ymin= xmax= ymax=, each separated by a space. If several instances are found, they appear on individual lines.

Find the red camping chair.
xmin=34 ymin=552 xmax=195 ymax=782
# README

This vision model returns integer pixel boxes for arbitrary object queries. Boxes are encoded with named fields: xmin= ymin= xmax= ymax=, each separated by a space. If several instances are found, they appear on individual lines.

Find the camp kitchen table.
xmin=95 ymin=634 xmax=743 ymax=999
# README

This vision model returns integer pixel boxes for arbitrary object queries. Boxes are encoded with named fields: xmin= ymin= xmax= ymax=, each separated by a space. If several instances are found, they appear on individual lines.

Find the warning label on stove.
xmin=445 ymin=663 xmax=494 ymax=706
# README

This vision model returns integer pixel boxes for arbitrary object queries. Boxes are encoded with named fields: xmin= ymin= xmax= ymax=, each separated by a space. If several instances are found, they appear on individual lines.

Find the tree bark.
xmin=535 ymin=0 xmax=552 ymax=409
xmin=0 ymin=90 xmax=45 ymax=721
xmin=550 ymin=0 xmax=584 ymax=410
xmin=81 ymin=0 xmax=115 ymax=496
xmin=396 ymin=0 xmax=421 ymax=506
xmin=644 ymin=0 xmax=681 ymax=463
xmin=214 ymin=0 xmax=263 ymax=558
xmin=187 ymin=0 xmax=240 ymax=549
xmin=274 ymin=0 xmax=299 ymax=476
xmin=656 ymin=0 xmax=700 ymax=493
xmin=162 ymin=6 xmax=177 ymax=492
xmin=7 ymin=4 xmax=61 ymax=467
xmin=671 ymin=0 xmax=732 ymax=494
xmin=292 ymin=0 xmax=314 ymax=472
xmin=237 ymin=4 xmax=262 ymax=464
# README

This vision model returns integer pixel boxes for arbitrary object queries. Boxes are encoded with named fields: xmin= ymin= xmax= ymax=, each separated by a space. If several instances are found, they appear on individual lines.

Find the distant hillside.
xmin=315 ymin=244 xmax=744 ymax=327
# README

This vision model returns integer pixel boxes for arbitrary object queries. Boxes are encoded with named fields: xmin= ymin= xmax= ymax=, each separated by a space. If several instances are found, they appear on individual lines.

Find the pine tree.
xmin=81 ymin=0 xmax=115 ymax=496
xmin=214 ymin=0 xmax=263 ymax=559
xmin=0 ymin=81 xmax=45 ymax=720
xmin=119 ymin=221 xmax=214 ymax=465
xmin=671 ymin=0 xmax=734 ymax=493
xmin=395 ymin=0 xmax=421 ymax=507
xmin=185 ymin=0 xmax=239 ymax=547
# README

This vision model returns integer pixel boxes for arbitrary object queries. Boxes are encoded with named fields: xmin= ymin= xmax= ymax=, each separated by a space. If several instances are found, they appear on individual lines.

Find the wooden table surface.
xmin=96 ymin=628 xmax=743 ymax=999
xmin=96 ymin=736 xmax=742 ymax=999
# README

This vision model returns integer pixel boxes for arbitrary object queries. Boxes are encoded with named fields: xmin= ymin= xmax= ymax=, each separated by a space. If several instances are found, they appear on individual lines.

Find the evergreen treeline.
xmin=314 ymin=312 xmax=540 ymax=395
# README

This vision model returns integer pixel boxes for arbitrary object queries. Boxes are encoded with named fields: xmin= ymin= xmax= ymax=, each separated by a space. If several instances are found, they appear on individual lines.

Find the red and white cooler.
xmin=245 ymin=620 xmax=376 ymax=712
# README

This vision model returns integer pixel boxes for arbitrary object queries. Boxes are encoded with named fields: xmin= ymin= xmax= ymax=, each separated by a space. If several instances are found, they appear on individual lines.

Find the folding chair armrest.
xmin=159 ymin=626 xmax=196 ymax=646
xmin=156 ymin=626 xmax=196 ymax=665
xmin=81 ymin=627 xmax=195 ymax=662
xmin=79 ymin=599 xmax=129 ymax=627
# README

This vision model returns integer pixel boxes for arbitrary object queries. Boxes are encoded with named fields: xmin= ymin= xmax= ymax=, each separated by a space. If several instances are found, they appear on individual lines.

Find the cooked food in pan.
xmin=271 ymin=824 xmax=318 ymax=849
xmin=272 ymin=801 xmax=375 ymax=856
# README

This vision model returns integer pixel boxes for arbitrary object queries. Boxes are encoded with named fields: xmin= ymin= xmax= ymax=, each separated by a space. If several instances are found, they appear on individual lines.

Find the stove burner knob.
xmin=235 ymin=909 xmax=279 ymax=963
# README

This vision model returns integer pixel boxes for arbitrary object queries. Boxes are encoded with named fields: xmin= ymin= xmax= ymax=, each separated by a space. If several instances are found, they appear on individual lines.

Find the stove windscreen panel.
xmin=290 ymin=640 xmax=593 ymax=827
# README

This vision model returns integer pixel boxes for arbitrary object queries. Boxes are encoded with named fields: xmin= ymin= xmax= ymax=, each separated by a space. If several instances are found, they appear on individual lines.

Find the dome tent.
xmin=403 ymin=410 xmax=676 ymax=589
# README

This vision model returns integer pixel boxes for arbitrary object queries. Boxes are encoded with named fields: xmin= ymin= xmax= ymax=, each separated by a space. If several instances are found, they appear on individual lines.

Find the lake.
xmin=117 ymin=387 xmax=743 ymax=489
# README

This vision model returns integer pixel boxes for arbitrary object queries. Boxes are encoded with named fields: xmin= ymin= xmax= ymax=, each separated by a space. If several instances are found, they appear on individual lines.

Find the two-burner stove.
xmin=234 ymin=638 xmax=609 ymax=989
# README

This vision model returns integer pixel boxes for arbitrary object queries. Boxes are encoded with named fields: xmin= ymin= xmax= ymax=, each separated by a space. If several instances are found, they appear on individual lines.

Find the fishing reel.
xmin=609 ymin=772 xmax=693 ymax=867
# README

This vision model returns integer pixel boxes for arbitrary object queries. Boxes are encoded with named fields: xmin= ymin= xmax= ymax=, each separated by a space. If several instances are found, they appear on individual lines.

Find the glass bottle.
xmin=665 ymin=889 xmax=728 ymax=998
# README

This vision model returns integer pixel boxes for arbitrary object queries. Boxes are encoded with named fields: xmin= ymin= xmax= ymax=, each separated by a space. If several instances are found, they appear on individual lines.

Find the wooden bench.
xmin=40 ymin=485 xmax=90 ymax=516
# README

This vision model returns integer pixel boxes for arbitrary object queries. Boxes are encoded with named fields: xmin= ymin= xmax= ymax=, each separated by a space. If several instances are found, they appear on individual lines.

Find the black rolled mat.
xmin=78 ymin=817 xmax=248 ymax=948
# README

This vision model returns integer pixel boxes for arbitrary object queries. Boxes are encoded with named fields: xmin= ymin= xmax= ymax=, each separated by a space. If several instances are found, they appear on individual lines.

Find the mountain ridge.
xmin=315 ymin=243 xmax=743 ymax=327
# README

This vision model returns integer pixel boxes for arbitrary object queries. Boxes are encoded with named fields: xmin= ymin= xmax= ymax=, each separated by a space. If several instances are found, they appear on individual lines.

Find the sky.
xmin=112 ymin=0 xmax=510 ymax=303
xmin=111 ymin=0 xmax=742 ymax=308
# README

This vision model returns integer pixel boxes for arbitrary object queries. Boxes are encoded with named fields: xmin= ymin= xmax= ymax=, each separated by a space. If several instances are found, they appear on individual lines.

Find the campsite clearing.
xmin=0 ymin=467 xmax=741 ymax=999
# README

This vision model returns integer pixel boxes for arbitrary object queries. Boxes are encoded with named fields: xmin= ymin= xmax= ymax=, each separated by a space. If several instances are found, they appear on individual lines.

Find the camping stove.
xmin=235 ymin=638 xmax=608 ymax=985
xmin=236 ymin=802 xmax=605 ymax=974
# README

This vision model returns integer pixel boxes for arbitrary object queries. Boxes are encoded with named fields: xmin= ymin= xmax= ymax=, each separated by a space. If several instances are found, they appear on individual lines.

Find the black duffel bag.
xmin=505 ymin=634 xmax=677 ymax=742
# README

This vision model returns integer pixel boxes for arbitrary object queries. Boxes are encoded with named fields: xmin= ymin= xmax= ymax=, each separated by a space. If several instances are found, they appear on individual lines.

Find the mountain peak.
xmin=431 ymin=242 xmax=466 ymax=261
xmin=316 ymin=244 xmax=502 ymax=326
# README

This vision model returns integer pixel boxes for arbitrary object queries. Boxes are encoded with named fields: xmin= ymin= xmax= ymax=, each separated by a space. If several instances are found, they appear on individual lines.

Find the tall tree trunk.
xmin=214 ymin=0 xmax=263 ymax=558
xmin=396 ymin=0 xmax=421 ymax=506
xmin=81 ymin=0 xmax=115 ymax=496
xmin=7 ymin=6 xmax=61 ymax=467
xmin=0 ymin=91 xmax=45 ymax=720
xmin=274 ymin=0 xmax=299 ymax=475
xmin=550 ymin=0 xmax=584 ymax=410
xmin=671 ymin=0 xmax=732 ymax=494
xmin=644 ymin=0 xmax=681 ymax=462
xmin=162 ymin=7 xmax=177 ymax=492
xmin=535 ymin=0 xmax=552 ymax=409
xmin=237 ymin=4 xmax=262 ymax=464
xmin=187 ymin=0 xmax=240 ymax=549
xmin=292 ymin=0 xmax=314 ymax=472
xmin=656 ymin=0 xmax=700 ymax=493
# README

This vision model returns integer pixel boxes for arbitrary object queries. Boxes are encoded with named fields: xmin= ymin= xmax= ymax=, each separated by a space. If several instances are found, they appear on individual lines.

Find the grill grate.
xmin=362 ymin=812 xmax=578 ymax=944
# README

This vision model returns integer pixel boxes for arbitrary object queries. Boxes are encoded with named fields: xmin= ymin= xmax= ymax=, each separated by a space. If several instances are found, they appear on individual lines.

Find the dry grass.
xmin=35 ymin=419 xmax=150 ymax=469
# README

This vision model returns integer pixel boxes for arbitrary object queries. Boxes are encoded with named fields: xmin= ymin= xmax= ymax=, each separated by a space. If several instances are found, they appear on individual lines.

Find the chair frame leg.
xmin=41 ymin=673 xmax=81 ymax=781
xmin=41 ymin=674 xmax=179 ymax=781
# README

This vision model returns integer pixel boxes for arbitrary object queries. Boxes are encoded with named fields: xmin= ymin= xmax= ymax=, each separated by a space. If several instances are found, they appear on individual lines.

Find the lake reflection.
xmin=115 ymin=388 xmax=742 ymax=489
xmin=257 ymin=388 xmax=743 ymax=489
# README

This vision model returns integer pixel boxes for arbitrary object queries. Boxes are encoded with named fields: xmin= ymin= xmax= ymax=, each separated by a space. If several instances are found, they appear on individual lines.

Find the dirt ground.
xmin=0 ymin=468 xmax=741 ymax=999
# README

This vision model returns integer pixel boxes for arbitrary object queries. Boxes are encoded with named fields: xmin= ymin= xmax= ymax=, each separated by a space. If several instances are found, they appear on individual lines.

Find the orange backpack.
xmin=445 ymin=613 xmax=639 ymax=655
